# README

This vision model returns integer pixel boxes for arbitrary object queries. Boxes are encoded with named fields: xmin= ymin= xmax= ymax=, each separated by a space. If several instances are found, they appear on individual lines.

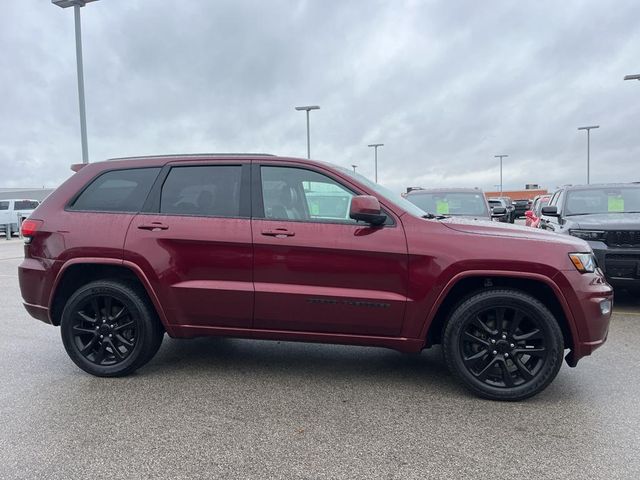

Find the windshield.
xmin=406 ymin=192 xmax=489 ymax=217
xmin=565 ymin=186 xmax=640 ymax=215
xmin=333 ymin=165 xmax=427 ymax=217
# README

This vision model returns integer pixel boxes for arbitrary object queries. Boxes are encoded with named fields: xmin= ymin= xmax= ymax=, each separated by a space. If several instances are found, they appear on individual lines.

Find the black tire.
xmin=442 ymin=288 xmax=564 ymax=401
xmin=60 ymin=280 xmax=164 ymax=377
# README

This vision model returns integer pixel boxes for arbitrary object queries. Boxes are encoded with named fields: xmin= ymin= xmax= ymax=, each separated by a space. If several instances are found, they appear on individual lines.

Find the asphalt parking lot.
xmin=1 ymin=238 xmax=639 ymax=480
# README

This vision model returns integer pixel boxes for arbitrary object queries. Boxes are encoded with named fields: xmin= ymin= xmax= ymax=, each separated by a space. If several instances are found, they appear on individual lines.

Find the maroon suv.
xmin=18 ymin=154 xmax=613 ymax=400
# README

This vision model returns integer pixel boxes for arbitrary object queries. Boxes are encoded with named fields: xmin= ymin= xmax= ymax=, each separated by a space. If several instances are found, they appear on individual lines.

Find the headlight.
xmin=569 ymin=253 xmax=597 ymax=273
xmin=569 ymin=229 xmax=606 ymax=241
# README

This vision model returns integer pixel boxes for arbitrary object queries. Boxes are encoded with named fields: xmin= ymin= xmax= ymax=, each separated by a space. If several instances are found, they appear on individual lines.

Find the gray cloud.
xmin=1 ymin=0 xmax=639 ymax=194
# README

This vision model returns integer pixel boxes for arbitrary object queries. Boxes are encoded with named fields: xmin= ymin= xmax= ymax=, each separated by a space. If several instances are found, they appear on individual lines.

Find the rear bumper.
xmin=553 ymin=269 xmax=613 ymax=364
xmin=18 ymin=256 xmax=56 ymax=324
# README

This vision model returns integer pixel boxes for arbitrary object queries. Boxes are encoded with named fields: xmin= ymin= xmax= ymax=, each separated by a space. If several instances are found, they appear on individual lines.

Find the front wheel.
xmin=443 ymin=289 xmax=564 ymax=401
xmin=60 ymin=280 xmax=164 ymax=377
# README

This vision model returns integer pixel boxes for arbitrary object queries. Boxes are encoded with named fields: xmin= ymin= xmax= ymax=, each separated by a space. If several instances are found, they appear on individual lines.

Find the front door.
xmin=251 ymin=163 xmax=409 ymax=336
xmin=124 ymin=162 xmax=253 ymax=328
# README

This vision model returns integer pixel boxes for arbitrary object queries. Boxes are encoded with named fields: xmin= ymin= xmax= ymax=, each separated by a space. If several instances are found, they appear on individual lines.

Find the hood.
xmin=439 ymin=216 xmax=588 ymax=249
xmin=566 ymin=212 xmax=640 ymax=230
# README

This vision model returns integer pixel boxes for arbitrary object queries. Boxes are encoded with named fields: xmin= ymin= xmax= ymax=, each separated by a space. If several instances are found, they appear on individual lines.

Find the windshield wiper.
xmin=422 ymin=212 xmax=449 ymax=220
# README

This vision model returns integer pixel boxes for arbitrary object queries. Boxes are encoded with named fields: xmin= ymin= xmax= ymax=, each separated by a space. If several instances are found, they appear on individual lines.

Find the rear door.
xmin=124 ymin=162 xmax=253 ymax=329
xmin=251 ymin=162 xmax=409 ymax=336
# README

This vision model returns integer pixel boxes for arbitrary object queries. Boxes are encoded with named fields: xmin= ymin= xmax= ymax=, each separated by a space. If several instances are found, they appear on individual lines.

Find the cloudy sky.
xmin=1 ymin=0 xmax=639 ymax=194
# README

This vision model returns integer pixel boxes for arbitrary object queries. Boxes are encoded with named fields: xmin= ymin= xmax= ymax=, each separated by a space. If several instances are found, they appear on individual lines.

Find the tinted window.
xmin=0 ymin=201 xmax=8 ymax=211
xmin=14 ymin=200 xmax=39 ymax=210
xmin=71 ymin=168 xmax=160 ymax=212
xmin=565 ymin=186 xmax=640 ymax=215
xmin=261 ymin=166 xmax=356 ymax=222
xmin=407 ymin=192 xmax=489 ymax=217
xmin=160 ymin=165 xmax=242 ymax=217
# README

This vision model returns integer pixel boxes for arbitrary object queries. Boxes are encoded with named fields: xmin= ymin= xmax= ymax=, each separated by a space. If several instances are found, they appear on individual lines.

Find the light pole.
xmin=295 ymin=105 xmax=320 ymax=159
xmin=624 ymin=74 xmax=640 ymax=81
xmin=367 ymin=144 xmax=384 ymax=183
xmin=351 ymin=164 xmax=357 ymax=173
xmin=494 ymin=155 xmax=508 ymax=194
xmin=577 ymin=125 xmax=599 ymax=184
xmin=52 ymin=0 xmax=98 ymax=164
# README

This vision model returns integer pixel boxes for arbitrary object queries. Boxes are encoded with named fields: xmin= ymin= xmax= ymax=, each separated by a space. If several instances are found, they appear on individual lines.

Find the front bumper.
xmin=553 ymin=268 xmax=613 ymax=365
xmin=590 ymin=242 xmax=640 ymax=288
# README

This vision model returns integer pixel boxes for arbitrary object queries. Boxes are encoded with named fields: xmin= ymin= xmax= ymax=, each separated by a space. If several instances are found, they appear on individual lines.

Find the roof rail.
xmin=107 ymin=153 xmax=275 ymax=161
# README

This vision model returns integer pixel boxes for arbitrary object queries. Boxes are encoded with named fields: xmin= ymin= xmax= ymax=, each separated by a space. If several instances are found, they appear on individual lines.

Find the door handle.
xmin=261 ymin=228 xmax=295 ymax=237
xmin=137 ymin=222 xmax=169 ymax=231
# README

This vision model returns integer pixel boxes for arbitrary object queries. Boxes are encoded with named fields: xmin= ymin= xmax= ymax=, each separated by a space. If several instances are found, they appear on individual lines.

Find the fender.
xmin=419 ymin=269 xmax=579 ymax=351
xmin=48 ymin=257 xmax=176 ymax=337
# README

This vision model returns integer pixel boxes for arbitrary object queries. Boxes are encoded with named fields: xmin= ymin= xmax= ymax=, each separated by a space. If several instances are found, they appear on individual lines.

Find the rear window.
xmin=70 ymin=168 xmax=160 ymax=212
xmin=0 ymin=201 xmax=8 ymax=211
xmin=14 ymin=200 xmax=39 ymax=210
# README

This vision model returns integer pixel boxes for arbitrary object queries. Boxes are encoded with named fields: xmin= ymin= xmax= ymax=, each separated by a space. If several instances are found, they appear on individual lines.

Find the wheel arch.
xmin=48 ymin=259 xmax=172 ymax=334
xmin=423 ymin=271 xmax=578 ymax=352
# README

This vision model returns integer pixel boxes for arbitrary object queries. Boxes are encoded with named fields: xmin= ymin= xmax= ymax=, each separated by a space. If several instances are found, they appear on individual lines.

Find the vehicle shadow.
xmin=143 ymin=335 xmax=464 ymax=394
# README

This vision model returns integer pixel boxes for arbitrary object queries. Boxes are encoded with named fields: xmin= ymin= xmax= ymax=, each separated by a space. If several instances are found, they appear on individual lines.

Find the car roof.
xmin=562 ymin=183 xmax=640 ymax=191
xmin=0 ymin=198 xmax=39 ymax=202
xmin=406 ymin=187 xmax=483 ymax=195
xmin=76 ymin=153 xmax=334 ymax=171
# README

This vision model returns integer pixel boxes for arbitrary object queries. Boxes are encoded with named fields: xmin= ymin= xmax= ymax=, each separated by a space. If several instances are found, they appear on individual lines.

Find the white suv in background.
xmin=0 ymin=199 xmax=40 ymax=236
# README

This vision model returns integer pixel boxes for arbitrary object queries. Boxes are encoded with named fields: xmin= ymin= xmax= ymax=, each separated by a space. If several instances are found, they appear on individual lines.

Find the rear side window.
xmin=0 ymin=201 xmax=8 ymax=211
xmin=160 ymin=165 xmax=242 ymax=217
xmin=14 ymin=200 xmax=39 ymax=210
xmin=70 ymin=168 xmax=160 ymax=212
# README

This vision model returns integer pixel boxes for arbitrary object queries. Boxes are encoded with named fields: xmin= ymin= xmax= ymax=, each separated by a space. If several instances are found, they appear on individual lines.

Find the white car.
xmin=0 ymin=199 xmax=39 ymax=236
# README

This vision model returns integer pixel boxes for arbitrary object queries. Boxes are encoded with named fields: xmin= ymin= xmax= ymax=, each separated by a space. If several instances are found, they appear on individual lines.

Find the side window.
xmin=260 ymin=166 xmax=356 ymax=223
xmin=14 ymin=200 xmax=39 ymax=210
xmin=70 ymin=168 xmax=160 ymax=212
xmin=549 ymin=191 xmax=559 ymax=207
xmin=160 ymin=165 xmax=242 ymax=217
xmin=0 ymin=201 xmax=9 ymax=211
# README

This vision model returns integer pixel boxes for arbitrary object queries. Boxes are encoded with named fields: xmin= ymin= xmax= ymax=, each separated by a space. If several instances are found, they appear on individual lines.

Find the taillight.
xmin=21 ymin=219 xmax=43 ymax=239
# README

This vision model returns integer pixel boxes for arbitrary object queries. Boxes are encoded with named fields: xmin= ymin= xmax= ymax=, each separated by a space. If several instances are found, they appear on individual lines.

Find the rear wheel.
xmin=443 ymin=289 xmax=564 ymax=401
xmin=60 ymin=280 xmax=164 ymax=377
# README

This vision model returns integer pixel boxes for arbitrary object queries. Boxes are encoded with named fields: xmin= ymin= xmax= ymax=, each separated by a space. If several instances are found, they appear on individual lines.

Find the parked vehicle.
xmin=488 ymin=197 xmax=515 ymax=223
xmin=512 ymin=199 xmax=530 ymax=219
xmin=19 ymin=154 xmax=613 ymax=400
xmin=0 ymin=199 xmax=39 ymax=236
xmin=540 ymin=183 xmax=640 ymax=290
xmin=525 ymin=194 xmax=551 ymax=228
xmin=404 ymin=188 xmax=504 ymax=221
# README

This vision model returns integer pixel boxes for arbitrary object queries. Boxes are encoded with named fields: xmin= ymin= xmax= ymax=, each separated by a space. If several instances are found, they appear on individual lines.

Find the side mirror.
xmin=541 ymin=206 xmax=559 ymax=217
xmin=491 ymin=207 xmax=506 ymax=218
xmin=524 ymin=210 xmax=534 ymax=218
xmin=349 ymin=195 xmax=387 ymax=226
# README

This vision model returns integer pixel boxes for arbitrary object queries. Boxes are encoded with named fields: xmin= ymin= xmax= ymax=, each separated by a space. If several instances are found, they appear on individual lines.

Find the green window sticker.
xmin=436 ymin=200 xmax=450 ymax=215
xmin=608 ymin=196 xmax=624 ymax=212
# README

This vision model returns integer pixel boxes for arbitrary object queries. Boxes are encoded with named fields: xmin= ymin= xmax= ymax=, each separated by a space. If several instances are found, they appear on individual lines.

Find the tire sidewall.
xmin=444 ymin=290 xmax=564 ymax=401
xmin=60 ymin=282 xmax=150 ymax=377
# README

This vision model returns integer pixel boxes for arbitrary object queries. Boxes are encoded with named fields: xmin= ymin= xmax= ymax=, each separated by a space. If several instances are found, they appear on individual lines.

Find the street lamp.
xmin=295 ymin=105 xmax=320 ymax=159
xmin=351 ymin=164 xmax=357 ymax=173
xmin=494 ymin=155 xmax=508 ymax=194
xmin=577 ymin=125 xmax=600 ymax=184
xmin=367 ymin=144 xmax=384 ymax=183
xmin=52 ymin=0 xmax=98 ymax=164
xmin=624 ymin=74 xmax=640 ymax=81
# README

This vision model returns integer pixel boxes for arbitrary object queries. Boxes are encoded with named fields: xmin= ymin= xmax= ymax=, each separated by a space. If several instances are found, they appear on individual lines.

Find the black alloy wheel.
xmin=70 ymin=295 xmax=137 ymax=366
xmin=459 ymin=306 xmax=548 ymax=388
xmin=443 ymin=289 xmax=564 ymax=401
xmin=61 ymin=280 xmax=164 ymax=377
